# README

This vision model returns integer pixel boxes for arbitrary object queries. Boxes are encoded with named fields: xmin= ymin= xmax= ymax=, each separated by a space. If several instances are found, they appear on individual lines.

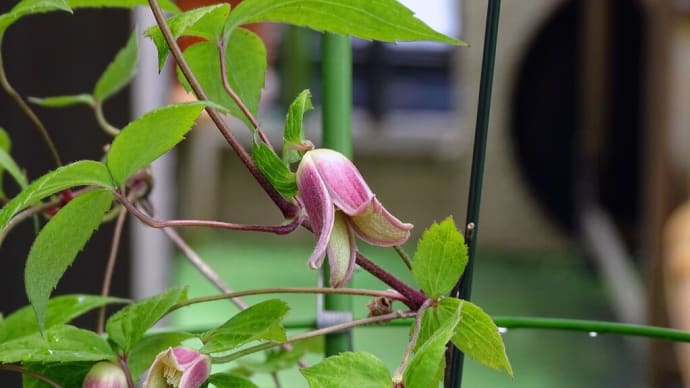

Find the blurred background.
xmin=2 ymin=0 xmax=690 ymax=387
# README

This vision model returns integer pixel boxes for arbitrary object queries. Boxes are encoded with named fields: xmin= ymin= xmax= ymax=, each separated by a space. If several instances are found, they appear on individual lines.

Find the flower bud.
xmin=82 ymin=361 xmax=128 ymax=388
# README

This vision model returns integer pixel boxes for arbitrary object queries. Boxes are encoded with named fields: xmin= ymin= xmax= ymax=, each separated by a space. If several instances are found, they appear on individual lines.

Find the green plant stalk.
xmin=321 ymin=32 xmax=354 ymax=356
xmin=0 ymin=35 xmax=62 ymax=167
xmin=94 ymin=101 xmax=120 ymax=136
xmin=493 ymin=316 xmax=690 ymax=342
xmin=447 ymin=0 xmax=502 ymax=386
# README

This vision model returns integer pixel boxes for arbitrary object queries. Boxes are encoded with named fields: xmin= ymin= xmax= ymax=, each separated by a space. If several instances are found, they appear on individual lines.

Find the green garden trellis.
xmin=320 ymin=32 xmax=354 ymax=356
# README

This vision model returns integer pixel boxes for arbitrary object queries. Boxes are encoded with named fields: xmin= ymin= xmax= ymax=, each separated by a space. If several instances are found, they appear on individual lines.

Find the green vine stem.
xmin=493 ymin=316 xmax=690 ymax=342
xmin=94 ymin=101 xmax=120 ymax=136
xmin=0 ymin=36 xmax=62 ymax=167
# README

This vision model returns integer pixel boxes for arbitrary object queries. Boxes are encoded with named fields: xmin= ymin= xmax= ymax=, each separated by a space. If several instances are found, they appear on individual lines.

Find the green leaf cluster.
xmin=0 ymin=295 xmax=123 ymax=364
xmin=106 ymin=287 xmax=187 ymax=353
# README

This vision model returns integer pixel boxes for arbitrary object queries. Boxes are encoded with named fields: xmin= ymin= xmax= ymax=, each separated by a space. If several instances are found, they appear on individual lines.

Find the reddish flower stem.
xmin=356 ymin=252 xmax=426 ymax=310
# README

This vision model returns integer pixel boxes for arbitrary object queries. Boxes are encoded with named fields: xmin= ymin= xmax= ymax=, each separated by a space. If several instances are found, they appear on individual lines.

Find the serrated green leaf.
xmin=0 ymin=160 xmax=115 ymax=232
xmin=23 ymin=362 xmax=92 ymax=388
xmin=67 ymin=0 xmax=179 ymax=13
xmin=301 ymin=352 xmax=390 ymax=388
xmin=128 ymin=331 xmax=195 ymax=382
xmin=282 ymin=89 xmax=312 ymax=164
xmin=28 ymin=94 xmax=95 ymax=108
xmin=25 ymin=190 xmax=113 ymax=332
xmin=0 ymin=0 xmax=72 ymax=34
xmin=201 ymin=299 xmax=288 ymax=354
xmin=106 ymin=102 xmax=205 ymax=185
xmin=412 ymin=217 xmax=467 ymax=298
xmin=417 ymin=298 xmax=511 ymax=376
xmin=453 ymin=300 xmax=513 ymax=376
xmin=224 ymin=0 xmax=461 ymax=45
xmin=94 ymin=31 xmax=138 ymax=102
xmin=0 ymin=324 xmax=114 ymax=363
xmin=178 ymin=28 xmax=265 ymax=128
xmin=253 ymin=140 xmax=298 ymax=197
xmin=106 ymin=287 xmax=187 ymax=352
xmin=403 ymin=300 xmax=462 ymax=388
xmin=0 ymin=294 xmax=128 ymax=343
xmin=208 ymin=373 xmax=259 ymax=388
xmin=145 ymin=3 xmax=230 ymax=70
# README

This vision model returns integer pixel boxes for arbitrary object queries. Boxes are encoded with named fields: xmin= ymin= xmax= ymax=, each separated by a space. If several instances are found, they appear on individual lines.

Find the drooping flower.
xmin=296 ymin=148 xmax=413 ymax=287
xmin=143 ymin=347 xmax=210 ymax=388
xmin=82 ymin=361 xmax=128 ymax=388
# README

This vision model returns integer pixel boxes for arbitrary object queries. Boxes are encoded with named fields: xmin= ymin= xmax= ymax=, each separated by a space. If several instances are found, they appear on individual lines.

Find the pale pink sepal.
xmin=308 ymin=149 xmax=373 ymax=215
xmin=143 ymin=347 xmax=210 ymax=388
xmin=349 ymin=198 xmax=413 ymax=246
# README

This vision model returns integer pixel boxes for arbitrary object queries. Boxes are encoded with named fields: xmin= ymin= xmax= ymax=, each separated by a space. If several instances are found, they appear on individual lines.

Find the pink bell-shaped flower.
xmin=143 ymin=347 xmax=210 ymax=388
xmin=82 ymin=361 xmax=128 ymax=388
xmin=296 ymin=149 xmax=413 ymax=287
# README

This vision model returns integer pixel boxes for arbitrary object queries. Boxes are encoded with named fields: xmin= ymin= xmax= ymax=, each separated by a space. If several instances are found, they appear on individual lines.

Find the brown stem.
xmin=115 ymin=190 xmax=301 ymax=235
xmin=162 ymin=225 xmax=248 ymax=309
xmin=212 ymin=310 xmax=417 ymax=364
xmin=0 ymin=364 xmax=61 ymax=388
xmin=146 ymin=0 xmax=298 ymax=219
xmin=117 ymin=356 xmax=135 ymax=388
xmin=97 ymin=204 xmax=128 ymax=334
xmin=216 ymin=41 xmax=273 ymax=149
xmin=171 ymin=287 xmax=408 ymax=313
xmin=0 ymin=36 xmax=62 ymax=167
xmin=356 ymin=252 xmax=426 ymax=310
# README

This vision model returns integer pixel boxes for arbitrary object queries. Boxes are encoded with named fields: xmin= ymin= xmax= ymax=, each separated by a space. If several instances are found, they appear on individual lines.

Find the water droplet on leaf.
xmin=588 ymin=331 xmax=598 ymax=338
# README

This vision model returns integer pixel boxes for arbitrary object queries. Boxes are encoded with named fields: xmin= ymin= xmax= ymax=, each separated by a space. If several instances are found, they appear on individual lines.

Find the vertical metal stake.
xmin=446 ymin=0 xmax=502 ymax=386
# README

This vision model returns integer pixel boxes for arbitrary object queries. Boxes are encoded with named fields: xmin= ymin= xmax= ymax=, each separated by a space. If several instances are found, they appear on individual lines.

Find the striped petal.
xmin=309 ymin=149 xmax=374 ymax=215
xmin=297 ymin=152 xmax=335 ymax=269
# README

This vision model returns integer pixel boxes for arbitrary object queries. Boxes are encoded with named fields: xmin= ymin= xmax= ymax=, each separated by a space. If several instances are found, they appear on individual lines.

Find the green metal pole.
xmin=446 ymin=0 xmax=502 ymax=386
xmin=321 ymin=32 xmax=353 ymax=355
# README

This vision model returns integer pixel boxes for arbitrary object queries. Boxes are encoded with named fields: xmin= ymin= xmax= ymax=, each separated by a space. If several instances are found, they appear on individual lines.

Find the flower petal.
xmin=349 ymin=198 xmax=413 ymax=246
xmin=178 ymin=354 xmax=211 ymax=388
xmin=326 ymin=212 xmax=357 ymax=287
xmin=297 ymin=152 xmax=335 ymax=269
xmin=309 ymin=149 xmax=374 ymax=215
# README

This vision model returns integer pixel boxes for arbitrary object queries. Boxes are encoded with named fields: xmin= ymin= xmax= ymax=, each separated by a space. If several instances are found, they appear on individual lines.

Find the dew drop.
xmin=47 ymin=349 xmax=54 ymax=355
xmin=588 ymin=331 xmax=598 ymax=338
xmin=77 ymin=296 xmax=86 ymax=304
xmin=498 ymin=327 xmax=508 ymax=335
